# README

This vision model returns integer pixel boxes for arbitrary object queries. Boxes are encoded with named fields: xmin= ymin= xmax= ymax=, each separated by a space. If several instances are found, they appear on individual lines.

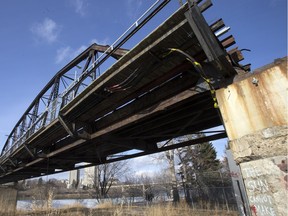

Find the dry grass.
xmin=126 ymin=204 xmax=237 ymax=216
xmin=0 ymin=188 xmax=18 ymax=216
xmin=95 ymin=200 xmax=114 ymax=209
xmin=60 ymin=202 xmax=87 ymax=209
xmin=15 ymin=201 xmax=239 ymax=216
xmin=141 ymin=202 xmax=237 ymax=216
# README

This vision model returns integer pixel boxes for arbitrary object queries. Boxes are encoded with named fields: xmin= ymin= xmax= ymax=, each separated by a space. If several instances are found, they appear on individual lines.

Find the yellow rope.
xmin=167 ymin=48 xmax=218 ymax=109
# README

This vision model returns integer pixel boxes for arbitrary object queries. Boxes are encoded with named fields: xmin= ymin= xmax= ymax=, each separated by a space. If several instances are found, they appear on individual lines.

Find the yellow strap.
xmin=193 ymin=61 xmax=201 ymax=67
xmin=167 ymin=48 xmax=219 ymax=109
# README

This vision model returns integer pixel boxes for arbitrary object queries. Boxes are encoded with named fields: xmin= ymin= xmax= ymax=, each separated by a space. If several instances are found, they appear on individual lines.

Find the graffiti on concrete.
xmin=241 ymin=163 xmax=277 ymax=216
xmin=241 ymin=156 xmax=288 ymax=216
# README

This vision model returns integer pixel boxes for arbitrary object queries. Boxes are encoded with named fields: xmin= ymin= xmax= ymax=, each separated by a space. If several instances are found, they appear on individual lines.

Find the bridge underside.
xmin=0 ymin=1 xmax=246 ymax=184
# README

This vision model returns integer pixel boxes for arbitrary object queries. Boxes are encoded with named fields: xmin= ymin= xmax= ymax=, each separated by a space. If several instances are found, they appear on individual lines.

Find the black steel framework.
xmin=0 ymin=0 xmax=249 ymax=184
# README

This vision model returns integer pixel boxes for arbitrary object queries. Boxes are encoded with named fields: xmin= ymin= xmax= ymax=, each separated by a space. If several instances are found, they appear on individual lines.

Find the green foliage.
xmin=177 ymin=134 xmax=221 ymax=198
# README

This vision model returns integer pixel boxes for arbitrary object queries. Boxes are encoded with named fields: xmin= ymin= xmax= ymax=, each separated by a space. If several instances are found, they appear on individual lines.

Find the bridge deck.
xmin=0 ymin=1 xmax=247 ymax=184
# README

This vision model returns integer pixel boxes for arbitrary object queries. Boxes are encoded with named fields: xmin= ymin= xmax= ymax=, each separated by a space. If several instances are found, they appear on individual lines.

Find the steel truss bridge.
xmin=0 ymin=0 xmax=249 ymax=184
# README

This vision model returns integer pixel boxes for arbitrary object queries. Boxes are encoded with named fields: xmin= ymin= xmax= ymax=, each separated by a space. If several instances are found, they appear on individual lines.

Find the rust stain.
xmin=216 ymin=57 xmax=288 ymax=140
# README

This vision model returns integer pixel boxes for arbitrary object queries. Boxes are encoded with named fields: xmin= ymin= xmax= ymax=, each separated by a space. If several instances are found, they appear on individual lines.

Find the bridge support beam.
xmin=216 ymin=57 xmax=287 ymax=216
xmin=0 ymin=186 xmax=18 ymax=215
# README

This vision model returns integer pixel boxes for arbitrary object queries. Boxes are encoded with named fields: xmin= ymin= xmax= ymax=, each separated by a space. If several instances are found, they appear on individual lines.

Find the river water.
xmin=17 ymin=197 xmax=146 ymax=210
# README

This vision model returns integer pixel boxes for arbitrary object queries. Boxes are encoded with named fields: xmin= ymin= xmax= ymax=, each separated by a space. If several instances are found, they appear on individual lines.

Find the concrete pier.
xmin=217 ymin=57 xmax=288 ymax=216
xmin=0 ymin=187 xmax=18 ymax=216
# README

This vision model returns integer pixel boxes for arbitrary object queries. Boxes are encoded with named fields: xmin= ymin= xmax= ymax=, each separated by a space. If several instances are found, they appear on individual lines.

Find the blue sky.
xmin=0 ymin=0 xmax=286 ymax=178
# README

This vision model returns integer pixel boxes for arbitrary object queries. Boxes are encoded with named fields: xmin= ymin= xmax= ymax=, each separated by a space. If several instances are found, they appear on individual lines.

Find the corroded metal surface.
xmin=216 ymin=57 xmax=288 ymax=140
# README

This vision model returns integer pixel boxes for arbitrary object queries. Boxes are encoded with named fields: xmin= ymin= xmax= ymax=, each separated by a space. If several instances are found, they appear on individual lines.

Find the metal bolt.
xmin=252 ymin=77 xmax=259 ymax=86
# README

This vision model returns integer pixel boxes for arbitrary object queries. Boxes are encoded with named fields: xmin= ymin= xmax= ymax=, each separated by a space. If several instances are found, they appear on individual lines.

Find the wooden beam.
xmin=90 ymin=82 xmax=210 ymax=140
xmin=91 ymin=44 xmax=129 ymax=60
xmin=221 ymin=35 xmax=235 ymax=49
xmin=185 ymin=2 xmax=235 ymax=77
xmin=61 ymin=1 xmax=214 ymax=117
xmin=94 ymin=72 xmax=198 ymax=130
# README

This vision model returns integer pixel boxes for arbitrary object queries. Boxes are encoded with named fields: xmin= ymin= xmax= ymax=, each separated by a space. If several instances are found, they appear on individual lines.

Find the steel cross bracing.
xmin=0 ymin=0 xmax=249 ymax=184
xmin=0 ymin=45 xmax=128 ymax=157
xmin=0 ymin=0 xmax=169 ymax=159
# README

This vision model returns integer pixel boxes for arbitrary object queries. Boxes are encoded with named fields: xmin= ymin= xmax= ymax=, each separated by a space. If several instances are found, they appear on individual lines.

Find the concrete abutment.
xmin=217 ymin=57 xmax=288 ymax=216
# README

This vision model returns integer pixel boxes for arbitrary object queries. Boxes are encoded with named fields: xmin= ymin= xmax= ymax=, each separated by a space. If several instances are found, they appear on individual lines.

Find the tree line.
xmin=18 ymin=133 xmax=236 ymax=208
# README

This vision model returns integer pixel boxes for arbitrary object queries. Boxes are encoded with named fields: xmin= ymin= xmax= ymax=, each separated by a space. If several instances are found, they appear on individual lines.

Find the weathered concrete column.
xmin=0 ymin=186 xmax=18 ymax=215
xmin=216 ymin=57 xmax=287 ymax=216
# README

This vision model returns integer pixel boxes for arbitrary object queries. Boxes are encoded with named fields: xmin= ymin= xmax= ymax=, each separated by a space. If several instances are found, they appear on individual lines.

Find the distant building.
xmin=82 ymin=166 xmax=98 ymax=188
xmin=68 ymin=169 xmax=80 ymax=189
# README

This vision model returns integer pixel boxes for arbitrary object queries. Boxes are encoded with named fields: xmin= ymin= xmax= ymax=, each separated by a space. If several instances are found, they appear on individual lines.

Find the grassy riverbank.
xmin=16 ymin=202 xmax=238 ymax=216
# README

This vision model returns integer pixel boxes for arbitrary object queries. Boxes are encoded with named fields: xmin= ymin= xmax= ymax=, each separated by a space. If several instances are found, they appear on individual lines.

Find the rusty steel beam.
xmin=103 ymin=132 xmax=227 ymax=164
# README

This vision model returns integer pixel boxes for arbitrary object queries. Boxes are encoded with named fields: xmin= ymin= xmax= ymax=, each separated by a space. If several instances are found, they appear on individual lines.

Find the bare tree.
xmin=138 ymin=171 xmax=178 ymax=204
xmin=165 ymin=149 xmax=180 ymax=203
xmin=85 ymin=160 xmax=129 ymax=201
xmin=152 ymin=169 xmax=173 ymax=200
xmin=122 ymin=175 xmax=143 ymax=203
xmin=30 ymin=179 xmax=57 ymax=210
xmin=152 ymin=141 xmax=180 ymax=203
